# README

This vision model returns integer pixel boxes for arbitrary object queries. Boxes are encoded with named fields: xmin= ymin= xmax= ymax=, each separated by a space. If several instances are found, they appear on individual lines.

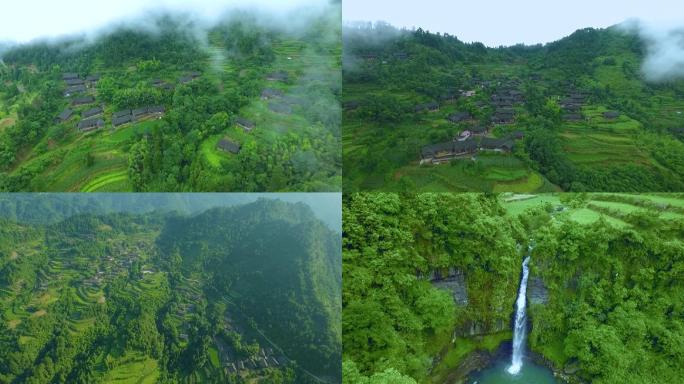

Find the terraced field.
xmin=560 ymin=106 xmax=650 ymax=166
xmin=503 ymin=193 xmax=684 ymax=228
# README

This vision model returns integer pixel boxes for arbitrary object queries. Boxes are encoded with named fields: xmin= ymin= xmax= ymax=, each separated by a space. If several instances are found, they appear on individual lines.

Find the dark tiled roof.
xmin=132 ymin=107 xmax=148 ymax=117
xmin=113 ymin=110 xmax=132 ymax=118
xmin=86 ymin=74 xmax=101 ymax=82
xmin=113 ymin=114 xmax=132 ymax=127
xmin=603 ymin=111 xmax=620 ymax=119
xmin=236 ymin=118 xmax=255 ymax=129
xmin=217 ymin=138 xmax=240 ymax=154
xmin=82 ymin=106 xmax=103 ymax=118
xmin=78 ymin=118 xmax=104 ymax=131
xmin=65 ymin=85 xmax=87 ymax=95
xmin=71 ymin=96 xmax=95 ymax=106
xmin=62 ymin=73 xmax=78 ymax=80
xmin=421 ymin=140 xmax=477 ymax=158
xmin=57 ymin=108 xmax=73 ymax=122
xmin=65 ymin=78 xmax=85 ymax=86
xmin=148 ymin=105 xmax=165 ymax=114
xmin=447 ymin=112 xmax=472 ymax=123
xmin=479 ymin=137 xmax=514 ymax=151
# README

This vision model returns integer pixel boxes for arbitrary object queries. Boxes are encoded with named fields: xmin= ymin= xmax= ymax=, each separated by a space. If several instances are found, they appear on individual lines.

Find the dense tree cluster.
xmin=343 ymin=193 xmax=523 ymax=381
xmin=343 ymin=193 xmax=684 ymax=383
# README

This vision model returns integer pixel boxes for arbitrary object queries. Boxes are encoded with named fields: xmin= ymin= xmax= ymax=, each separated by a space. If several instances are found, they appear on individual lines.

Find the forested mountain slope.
xmin=0 ymin=5 xmax=341 ymax=192
xmin=343 ymin=24 xmax=684 ymax=192
xmin=0 ymin=199 xmax=341 ymax=383
xmin=342 ymin=193 xmax=684 ymax=384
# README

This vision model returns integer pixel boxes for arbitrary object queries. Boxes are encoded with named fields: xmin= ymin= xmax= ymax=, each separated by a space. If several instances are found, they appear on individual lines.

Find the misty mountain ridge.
xmin=0 ymin=4 xmax=341 ymax=192
xmin=0 ymin=194 xmax=341 ymax=231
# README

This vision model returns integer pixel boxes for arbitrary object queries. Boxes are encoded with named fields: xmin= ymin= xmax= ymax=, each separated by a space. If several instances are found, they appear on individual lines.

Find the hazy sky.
xmin=343 ymin=0 xmax=684 ymax=46
xmin=0 ymin=0 xmax=328 ymax=43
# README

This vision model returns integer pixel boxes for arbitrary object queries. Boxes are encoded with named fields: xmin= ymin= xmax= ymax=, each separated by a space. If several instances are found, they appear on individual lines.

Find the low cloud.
xmin=0 ymin=0 xmax=330 ymax=44
xmin=622 ymin=19 xmax=684 ymax=82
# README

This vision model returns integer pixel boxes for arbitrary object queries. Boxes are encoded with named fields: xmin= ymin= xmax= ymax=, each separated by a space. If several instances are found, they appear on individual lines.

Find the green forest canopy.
xmin=342 ymin=193 xmax=684 ymax=384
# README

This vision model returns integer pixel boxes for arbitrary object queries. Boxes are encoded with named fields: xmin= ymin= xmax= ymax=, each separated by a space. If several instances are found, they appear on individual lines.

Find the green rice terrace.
xmin=0 ymin=196 xmax=342 ymax=384
xmin=502 ymin=192 xmax=684 ymax=228
xmin=342 ymin=24 xmax=684 ymax=192
xmin=0 ymin=5 xmax=341 ymax=192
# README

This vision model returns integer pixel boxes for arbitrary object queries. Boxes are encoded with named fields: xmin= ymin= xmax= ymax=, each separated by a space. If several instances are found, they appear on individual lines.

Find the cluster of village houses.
xmin=344 ymin=66 xmax=626 ymax=164
xmin=222 ymin=345 xmax=287 ymax=376
xmin=559 ymin=91 xmax=620 ymax=121
xmin=54 ymin=71 xmax=204 ymax=133
xmin=212 ymin=310 xmax=289 ymax=376
xmin=411 ymin=79 xmax=527 ymax=164
xmin=214 ymin=70 xmax=294 ymax=156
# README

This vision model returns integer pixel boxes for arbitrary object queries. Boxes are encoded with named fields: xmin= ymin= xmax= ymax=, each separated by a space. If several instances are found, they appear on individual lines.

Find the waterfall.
xmin=507 ymin=255 xmax=531 ymax=375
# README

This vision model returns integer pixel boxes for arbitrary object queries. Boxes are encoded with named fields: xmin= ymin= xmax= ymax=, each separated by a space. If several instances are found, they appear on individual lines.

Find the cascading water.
xmin=507 ymin=255 xmax=531 ymax=375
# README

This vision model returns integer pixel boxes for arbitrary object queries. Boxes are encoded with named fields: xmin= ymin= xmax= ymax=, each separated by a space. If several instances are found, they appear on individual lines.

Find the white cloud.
xmin=0 ymin=0 xmax=329 ymax=43
xmin=343 ymin=0 xmax=684 ymax=47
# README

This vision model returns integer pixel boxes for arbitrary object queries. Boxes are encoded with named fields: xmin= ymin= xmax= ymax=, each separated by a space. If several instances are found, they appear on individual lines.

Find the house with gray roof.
xmin=64 ymin=85 xmax=87 ymax=97
xmin=447 ymin=111 xmax=472 ymax=123
xmin=217 ymin=138 xmax=240 ymax=154
xmin=78 ymin=118 xmax=104 ymax=132
xmin=71 ymin=96 xmax=95 ymax=106
xmin=236 ymin=118 xmax=255 ymax=132
xmin=82 ymin=106 xmax=103 ymax=118
xmin=55 ymin=108 xmax=73 ymax=123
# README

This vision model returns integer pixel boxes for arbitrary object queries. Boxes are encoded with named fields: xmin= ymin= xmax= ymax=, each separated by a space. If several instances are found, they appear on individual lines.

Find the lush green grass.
xmin=503 ymin=193 xmax=684 ymax=228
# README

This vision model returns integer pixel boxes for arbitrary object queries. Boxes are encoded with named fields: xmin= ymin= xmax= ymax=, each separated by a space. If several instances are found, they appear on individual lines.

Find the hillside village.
xmin=342 ymin=25 xmax=684 ymax=192
xmin=0 ymin=8 xmax=342 ymax=192
xmin=53 ymin=68 xmax=299 ymax=158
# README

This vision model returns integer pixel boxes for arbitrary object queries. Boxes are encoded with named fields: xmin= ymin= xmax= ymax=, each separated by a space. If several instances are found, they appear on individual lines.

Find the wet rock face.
xmin=456 ymin=318 xmax=509 ymax=337
xmin=430 ymin=268 xmax=468 ymax=306
xmin=528 ymin=277 xmax=549 ymax=305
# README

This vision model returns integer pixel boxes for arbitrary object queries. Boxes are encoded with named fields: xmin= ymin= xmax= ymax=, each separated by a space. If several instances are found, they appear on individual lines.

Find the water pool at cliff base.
xmin=467 ymin=356 xmax=558 ymax=384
